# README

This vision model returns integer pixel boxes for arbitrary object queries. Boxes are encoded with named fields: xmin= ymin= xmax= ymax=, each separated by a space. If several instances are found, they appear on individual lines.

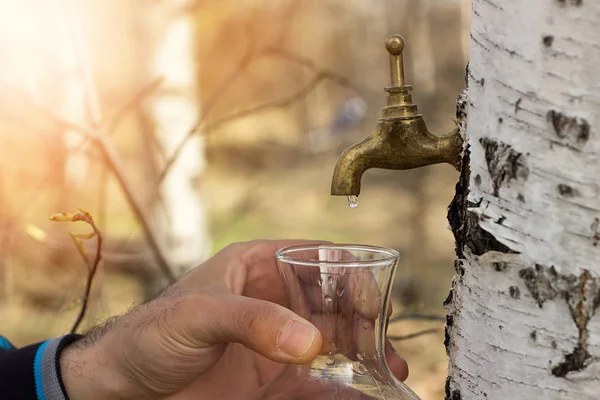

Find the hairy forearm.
xmin=59 ymin=319 xmax=134 ymax=400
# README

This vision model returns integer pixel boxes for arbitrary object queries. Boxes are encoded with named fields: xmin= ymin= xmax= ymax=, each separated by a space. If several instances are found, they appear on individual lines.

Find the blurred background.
xmin=0 ymin=0 xmax=470 ymax=398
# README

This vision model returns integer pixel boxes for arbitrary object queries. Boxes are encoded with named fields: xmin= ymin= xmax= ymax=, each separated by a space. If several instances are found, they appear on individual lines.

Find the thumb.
xmin=182 ymin=292 xmax=322 ymax=363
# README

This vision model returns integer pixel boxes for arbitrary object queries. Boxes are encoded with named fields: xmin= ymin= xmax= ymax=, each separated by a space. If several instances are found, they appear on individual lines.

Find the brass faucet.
xmin=331 ymin=34 xmax=463 ymax=197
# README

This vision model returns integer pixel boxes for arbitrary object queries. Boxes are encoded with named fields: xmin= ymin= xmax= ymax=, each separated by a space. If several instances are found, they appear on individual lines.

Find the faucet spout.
xmin=330 ymin=34 xmax=463 ymax=197
xmin=331 ymin=117 xmax=462 ymax=196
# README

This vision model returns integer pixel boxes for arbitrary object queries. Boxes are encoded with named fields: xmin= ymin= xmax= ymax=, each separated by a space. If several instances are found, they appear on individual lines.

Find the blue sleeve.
xmin=0 ymin=334 xmax=83 ymax=400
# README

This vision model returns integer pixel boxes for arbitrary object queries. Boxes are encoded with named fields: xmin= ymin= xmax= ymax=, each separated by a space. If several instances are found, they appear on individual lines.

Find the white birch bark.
xmin=446 ymin=0 xmax=600 ymax=399
xmin=148 ymin=1 xmax=210 ymax=275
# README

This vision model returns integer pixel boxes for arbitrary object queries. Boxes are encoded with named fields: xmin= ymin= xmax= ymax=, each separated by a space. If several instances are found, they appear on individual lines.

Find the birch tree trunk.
xmin=148 ymin=1 xmax=210 ymax=276
xmin=446 ymin=1 xmax=600 ymax=399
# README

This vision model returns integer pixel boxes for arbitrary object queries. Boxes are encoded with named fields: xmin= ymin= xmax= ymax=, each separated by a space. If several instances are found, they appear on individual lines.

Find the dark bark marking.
xmin=498 ymin=117 xmax=504 ymax=123
xmin=515 ymin=98 xmax=522 ymax=114
xmin=454 ymin=259 xmax=466 ymax=276
xmin=530 ymin=330 xmax=537 ymax=341
xmin=457 ymin=100 xmax=468 ymax=121
xmin=496 ymin=216 xmax=506 ymax=225
xmin=466 ymin=207 xmax=514 ymax=256
xmin=448 ymin=147 xmax=472 ymax=259
xmin=445 ymin=378 xmax=463 ymax=400
xmin=591 ymin=218 xmax=599 ymax=247
xmin=448 ymin=99 xmax=518 ymax=258
xmin=542 ymin=35 xmax=554 ymax=47
xmin=474 ymin=174 xmax=482 ymax=186
xmin=444 ymin=314 xmax=454 ymax=350
xmin=519 ymin=264 xmax=558 ymax=308
xmin=547 ymin=110 xmax=591 ymax=150
xmin=518 ymin=265 xmax=599 ymax=377
xmin=557 ymin=184 xmax=580 ymax=197
xmin=557 ymin=0 xmax=583 ymax=6
xmin=494 ymin=262 xmax=508 ymax=272
xmin=480 ymin=137 xmax=529 ymax=197
xmin=552 ymin=340 xmax=557 ymax=349
xmin=509 ymin=285 xmax=521 ymax=299
xmin=553 ymin=271 xmax=597 ymax=377
xmin=444 ymin=290 xmax=454 ymax=307
xmin=466 ymin=64 xmax=486 ymax=88
xmin=517 ymin=193 xmax=526 ymax=202
xmin=552 ymin=346 xmax=590 ymax=377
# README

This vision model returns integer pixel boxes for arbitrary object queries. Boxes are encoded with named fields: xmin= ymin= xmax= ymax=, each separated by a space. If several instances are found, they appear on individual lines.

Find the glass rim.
xmin=275 ymin=243 xmax=400 ymax=268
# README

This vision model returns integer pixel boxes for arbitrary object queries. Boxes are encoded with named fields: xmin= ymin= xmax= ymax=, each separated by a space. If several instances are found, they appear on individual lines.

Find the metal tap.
xmin=331 ymin=34 xmax=463 ymax=197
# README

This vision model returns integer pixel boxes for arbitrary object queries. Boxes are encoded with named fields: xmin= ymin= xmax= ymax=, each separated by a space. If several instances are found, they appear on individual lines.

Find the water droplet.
xmin=326 ymin=355 xmax=335 ymax=366
xmin=336 ymin=286 xmax=345 ymax=297
xmin=352 ymin=362 xmax=367 ymax=375
xmin=324 ymin=295 xmax=332 ymax=303
xmin=328 ymin=276 xmax=334 ymax=286
xmin=347 ymin=195 xmax=359 ymax=208
xmin=357 ymin=353 xmax=364 ymax=361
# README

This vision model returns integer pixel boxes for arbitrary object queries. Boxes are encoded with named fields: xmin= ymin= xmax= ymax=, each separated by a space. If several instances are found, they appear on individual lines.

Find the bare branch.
xmin=387 ymin=328 xmax=441 ymax=341
xmin=203 ymin=24 xmax=257 ymax=118
xmin=96 ymin=135 xmax=176 ymax=283
xmin=158 ymin=4 xmax=356 ymax=184
xmin=270 ymin=0 xmax=302 ymax=48
xmin=389 ymin=313 xmax=446 ymax=323
xmin=265 ymin=47 xmax=368 ymax=95
xmin=57 ymin=1 xmax=176 ymax=283
xmin=159 ymin=68 xmax=355 ymax=183
xmin=3 ymin=82 xmax=176 ymax=283
xmin=106 ymin=77 xmax=165 ymax=136
xmin=205 ymin=72 xmax=352 ymax=130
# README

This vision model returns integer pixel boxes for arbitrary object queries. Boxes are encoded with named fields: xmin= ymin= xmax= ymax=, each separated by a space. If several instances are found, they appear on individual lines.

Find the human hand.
xmin=60 ymin=240 xmax=408 ymax=400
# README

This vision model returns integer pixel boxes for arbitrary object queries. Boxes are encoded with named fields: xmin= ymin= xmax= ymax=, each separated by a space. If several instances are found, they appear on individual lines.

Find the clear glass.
xmin=254 ymin=244 xmax=421 ymax=400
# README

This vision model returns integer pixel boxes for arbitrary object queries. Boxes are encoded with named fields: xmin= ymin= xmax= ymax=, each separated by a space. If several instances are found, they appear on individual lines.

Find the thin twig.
xmin=4 ymin=84 xmax=176 ymax=283
xmin=96 ymin=135 xmax=176 ymax=282
xmin=50 ymin=210 xmax=103 ymax=334
xmin=72 ymin=216 xmax=102 ymax=334
xmin=158 ymin=70 xmax=354 ymax=183
xmin=204 ymin=72 xmax=351 ymax=131
xmin=106 ymin=77 xmax=165 ymax=136
xmin=158 ymin=3 xmax=353 ymax=184
xmin=59 ymin=0 xmax=175 ymax=283
xmin=389 ymin=313 xmax=446 ymax=323
xmin=202 ymin=23 xmax=257 ymax=118
xmin=157 ymin=23 xmax=258 ymax=183
xmin=387 ymin=328 xmax=441 ymax=341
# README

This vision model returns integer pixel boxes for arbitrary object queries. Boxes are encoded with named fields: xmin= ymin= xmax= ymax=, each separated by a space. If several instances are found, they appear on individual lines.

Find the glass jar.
xmin=254 ymin=244 xmax=421 ymax=400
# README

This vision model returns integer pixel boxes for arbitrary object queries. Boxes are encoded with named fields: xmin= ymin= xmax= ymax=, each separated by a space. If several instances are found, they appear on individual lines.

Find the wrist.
xmin=59 ymin=334 xmax=133 ymax=400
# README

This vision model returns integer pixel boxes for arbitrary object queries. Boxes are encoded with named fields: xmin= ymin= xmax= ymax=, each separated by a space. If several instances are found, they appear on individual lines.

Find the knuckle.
xmin=239 ymin=241 xmax=267 ymax=268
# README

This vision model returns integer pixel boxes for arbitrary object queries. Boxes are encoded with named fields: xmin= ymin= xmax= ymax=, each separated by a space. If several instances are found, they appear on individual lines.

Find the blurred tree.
xmin=147 ymin=0 xmax=211 ymax=278
xmin=445 ymin=1 xmax=600 ymax=399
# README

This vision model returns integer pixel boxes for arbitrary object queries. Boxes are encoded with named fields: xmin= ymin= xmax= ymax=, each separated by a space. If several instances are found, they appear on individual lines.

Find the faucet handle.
xmin=385 ymin=34 xmax=406 ymax=87
xmin=382 ymin=34 xmax=419 ymax=118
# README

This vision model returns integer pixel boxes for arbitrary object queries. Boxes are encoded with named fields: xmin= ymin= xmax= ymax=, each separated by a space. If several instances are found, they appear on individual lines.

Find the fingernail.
xmin=278 ymin=320 xmax=316 ymax=358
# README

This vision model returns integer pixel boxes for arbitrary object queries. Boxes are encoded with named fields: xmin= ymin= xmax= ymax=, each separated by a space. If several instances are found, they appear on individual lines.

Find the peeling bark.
xmin=445 ymin=0 xmax=600 ymax=399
